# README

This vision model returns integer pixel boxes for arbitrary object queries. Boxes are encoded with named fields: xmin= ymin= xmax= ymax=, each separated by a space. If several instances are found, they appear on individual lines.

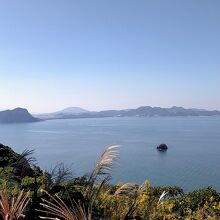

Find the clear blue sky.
xmin=0 ymin=0 xmax=219 ymax=112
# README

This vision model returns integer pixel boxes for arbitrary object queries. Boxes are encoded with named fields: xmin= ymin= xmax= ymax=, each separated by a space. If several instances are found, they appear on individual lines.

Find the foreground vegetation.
xmin=0 ymin=143 xmax=220 ymax=220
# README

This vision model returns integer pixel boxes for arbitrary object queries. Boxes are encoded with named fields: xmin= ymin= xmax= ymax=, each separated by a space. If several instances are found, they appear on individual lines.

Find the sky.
xmin=0 ymin=0 xmax=220 ymax=113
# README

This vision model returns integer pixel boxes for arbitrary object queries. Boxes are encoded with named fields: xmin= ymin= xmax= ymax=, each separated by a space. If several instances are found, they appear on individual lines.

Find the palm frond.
xmin=10 ymin=149 xmax=36 ymax=167
xmin=49 ymin=163 xmax=74 ymax=185
xmin=115 ymin=183 xmax=139 ymax=196
xmin=9 ymin=149 xmax=36 ymax=178
xmin=20 ymin=149 xmax=36 ymax=165
xmin=38 ymin=190 xmax=90 ymax=220
xmin=158 ymin=191 xmax=168 ymax=204
xmin=0 ymin=189 xmax=30 ymax=219
xmin=115 ymin=182 xmax=149 ymax=219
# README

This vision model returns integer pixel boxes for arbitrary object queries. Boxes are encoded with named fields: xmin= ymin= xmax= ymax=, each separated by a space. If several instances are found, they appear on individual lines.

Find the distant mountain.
xmin=55 ymin=107 xmax=89 ymax=114
xmin=34 ymin=107 xmax=89 ymax=119
xmin=121 ymin=106 xmax=220 ymax=117
xmin=0 ymin=108 xmax=40 ymax=123
xmin=35 ymin=106 xmax=220 ymax=120
xmin=4 ymin=106 xmax=218 ymax=122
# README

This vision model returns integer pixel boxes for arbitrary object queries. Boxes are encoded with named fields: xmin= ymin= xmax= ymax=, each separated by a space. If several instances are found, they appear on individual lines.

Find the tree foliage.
xmin=0 ymin=143 xmax=220 ymax=220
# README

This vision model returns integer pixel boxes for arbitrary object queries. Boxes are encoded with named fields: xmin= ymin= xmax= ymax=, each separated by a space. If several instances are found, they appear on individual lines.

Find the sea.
xmin=0 ymin=116 xmax=220 ymax=192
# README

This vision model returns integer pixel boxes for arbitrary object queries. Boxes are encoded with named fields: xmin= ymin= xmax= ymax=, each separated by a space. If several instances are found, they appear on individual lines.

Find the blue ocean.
xmin=0 ymin=116 xmax=220 ymax=192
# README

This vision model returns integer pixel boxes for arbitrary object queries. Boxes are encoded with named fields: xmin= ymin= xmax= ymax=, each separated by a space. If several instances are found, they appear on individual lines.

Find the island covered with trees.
xmin=0 ymin=143 xmax=219 ymax=220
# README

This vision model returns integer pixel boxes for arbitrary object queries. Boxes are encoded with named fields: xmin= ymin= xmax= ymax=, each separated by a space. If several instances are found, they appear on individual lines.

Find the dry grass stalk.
xmin=88 ymin=145 xmax=119 ymax=185
xmin=85 ymin=145 xmax=119 ymax=216
xmin=86 ymin=145 xmax=119 ymax=200
xmin=39 ymin=145 xmax=120 ymax=220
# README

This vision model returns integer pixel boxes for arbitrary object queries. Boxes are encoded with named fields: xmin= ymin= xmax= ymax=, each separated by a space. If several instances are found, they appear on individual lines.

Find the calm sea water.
xmin=0 ymin=117 xmax=220 ymax=192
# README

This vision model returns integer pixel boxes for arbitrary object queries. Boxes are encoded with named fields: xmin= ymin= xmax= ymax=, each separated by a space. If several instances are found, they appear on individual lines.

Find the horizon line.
xmin=1 ymin=105 xmax=220 ymax=114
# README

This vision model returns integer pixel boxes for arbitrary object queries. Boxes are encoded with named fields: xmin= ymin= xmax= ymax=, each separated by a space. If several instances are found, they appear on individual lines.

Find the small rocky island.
xmin=157 ymin=143 xmax=168 ymax=151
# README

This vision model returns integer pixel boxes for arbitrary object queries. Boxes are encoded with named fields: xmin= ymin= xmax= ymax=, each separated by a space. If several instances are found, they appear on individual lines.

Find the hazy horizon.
xmin=0 ymin=105 xmax=220 ymax=114
xmin=1 ymin=0 xmax=219 ymax=112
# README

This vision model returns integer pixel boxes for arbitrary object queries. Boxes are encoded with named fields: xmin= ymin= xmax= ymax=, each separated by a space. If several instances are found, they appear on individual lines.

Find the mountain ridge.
xmin=35 ymin=106 xmax=220 ymax=120
xmin=2 ymin=106 xmax=219 ymax=123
